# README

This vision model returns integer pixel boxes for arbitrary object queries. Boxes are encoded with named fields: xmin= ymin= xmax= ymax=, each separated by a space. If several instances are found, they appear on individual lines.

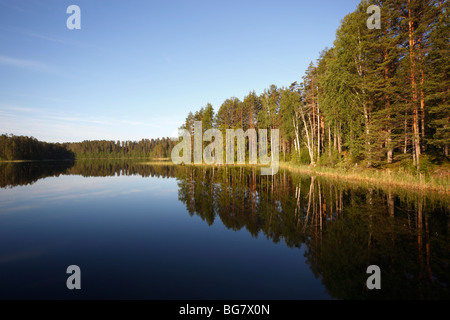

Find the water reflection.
xmin=0 ymin=161 xmax=74 ymax=188
xmin=0 ymin=161 xmax=449 ymax=299
xmin=0 ymin=160 xmax=177 ymax=188
xmin=176 ymin=166 xmax=450 ymax=299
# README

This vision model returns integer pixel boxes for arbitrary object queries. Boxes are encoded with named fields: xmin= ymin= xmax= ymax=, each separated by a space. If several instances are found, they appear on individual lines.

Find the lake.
xmin=0 ymin=160 xmax=448 ymax=299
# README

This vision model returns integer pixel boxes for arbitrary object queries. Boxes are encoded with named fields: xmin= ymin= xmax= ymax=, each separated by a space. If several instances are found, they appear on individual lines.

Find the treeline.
xmin=181 ymin=0 xmax=449 ymax=169
xmin=0 ymin=134 xmax=176 ymax=160
xmin=63 ymin=138 xmax=177 ymax=159
xmin=0 ymin=134 xmax=74 ymax=161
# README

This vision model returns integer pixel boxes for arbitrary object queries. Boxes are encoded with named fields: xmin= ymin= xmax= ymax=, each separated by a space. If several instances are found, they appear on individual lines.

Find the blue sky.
xmin=0 ymin=0 xmax=360 ymax=142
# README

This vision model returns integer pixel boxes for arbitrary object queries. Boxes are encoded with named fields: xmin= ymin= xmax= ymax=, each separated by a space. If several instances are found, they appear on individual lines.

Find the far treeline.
xmin=63 ymin=138 xmax=177 ymax=159
xmin=181 ymin=0 xmax=449 ymax=171
xmin=0 ymin=134 xmax=176 ymax=161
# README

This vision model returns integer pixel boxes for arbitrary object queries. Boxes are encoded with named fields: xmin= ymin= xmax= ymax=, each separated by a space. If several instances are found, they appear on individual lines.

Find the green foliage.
xmin=291 ymin=149 xmax=311 ymax=165
xmin=400 ymin=158 xmax=417 ymax=175
xmin=0 ymin=134 xmax=74 ymax=161
xmin=0 ymin=134 xmax=176 ymax=161
xmin=179 ymin=0 xmax=449 ymax=174
xmin=64 ymin=138 xmax=176 ymax=159
xmin=418 ymin=154 xmax=435 ymax=174
xmin=319 ymin=149 xmax=341 ymax=167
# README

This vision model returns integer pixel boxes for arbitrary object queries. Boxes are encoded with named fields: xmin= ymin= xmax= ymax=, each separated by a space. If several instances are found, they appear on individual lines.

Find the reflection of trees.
xmin=176 ymin=166 xmax=450 ymax=299
xmin=177 ymin=166 xmax=307 ymax=244
xmin=312 ymin=190 xmax=450 ymax=299
xmin=0 ymin=161 xmax=74 ymax=188
xmin=66 ymin=160 xmax=180 ymax=178
xmin=1 ymin=161 xmax=448 ymax=299
xmin=0 ymin=160 xmax=182 ymax=187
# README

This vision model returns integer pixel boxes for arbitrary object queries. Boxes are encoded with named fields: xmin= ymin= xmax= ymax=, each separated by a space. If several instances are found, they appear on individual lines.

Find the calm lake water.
xmin=0 ymin=161 xmax=448 ymax=299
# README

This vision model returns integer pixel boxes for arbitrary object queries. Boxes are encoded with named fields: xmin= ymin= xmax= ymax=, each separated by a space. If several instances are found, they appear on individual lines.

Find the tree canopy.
xmin=181 ymin=0 xmax=449 ymax=170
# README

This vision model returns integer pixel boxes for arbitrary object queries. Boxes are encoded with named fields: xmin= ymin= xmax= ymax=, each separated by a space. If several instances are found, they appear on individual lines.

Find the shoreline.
xmin=3 ymin=159 xmax=448 ymax=194
xmin=279 ymin=163 xmax=449 ymax=194
xmin=138 ymin=160 xmax=449 ymax=194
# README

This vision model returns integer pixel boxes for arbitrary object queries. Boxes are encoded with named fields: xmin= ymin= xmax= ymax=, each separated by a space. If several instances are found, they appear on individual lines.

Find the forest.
xmin=0 ymin=134 xmax=74 ymax=161
xmin=1 ymin=0 xmax=448 ymax=176
xmin=0 ymin=134 xmax=176 ymax=161
xmin=63 ymin=138 xmax=177 ymax=159
xmin=180 ymin=0 xmax=449 ymax=171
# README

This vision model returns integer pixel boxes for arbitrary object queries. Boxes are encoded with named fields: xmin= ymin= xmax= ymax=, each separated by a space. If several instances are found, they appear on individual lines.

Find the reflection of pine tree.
xmin=175 ymin=166 xmax=449 ymax=299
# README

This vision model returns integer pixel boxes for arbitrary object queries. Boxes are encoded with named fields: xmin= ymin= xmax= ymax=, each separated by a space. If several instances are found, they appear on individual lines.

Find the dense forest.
xmin=63 ymin=138 xmax=177 ymax=159
xmin=0 ymin=134 xmax=176 ymax=161
xmin=0 ymin=134 xmax=75 ymax=161
xmin=181 ymin=0 xmax=449 ymax=171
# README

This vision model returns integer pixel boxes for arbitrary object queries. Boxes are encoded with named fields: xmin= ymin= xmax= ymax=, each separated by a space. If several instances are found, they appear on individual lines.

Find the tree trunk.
xmin=328 ymin=124 xmax=332 ymax=158
xmin=404 ymin=112 xmax=408 ymax=154
xmin=420 ymin=62 xmax=426 ymax=152
xmin=334 ymin=124 xmax=337 ymax=152
xmin=317 ymin=103 xmax=321 ymax=164
xmin=337 ymin=122 xmax=342 ymax=155
xmin=300 ymin=107 xmax=315 ymax=165
xmin=293 ymin=116 xmax=301 ymax=157
xmin=409 ymin=0 xmax=421 ymax=168
xmin=384 ymin=32 xmax=393 ymax=164
xmin=312 ymin=79 xmax=316 ymax=162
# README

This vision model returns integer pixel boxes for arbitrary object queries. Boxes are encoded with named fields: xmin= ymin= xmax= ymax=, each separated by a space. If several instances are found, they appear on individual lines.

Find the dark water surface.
xmin=0 ymin=161 xmax=448 ymax=299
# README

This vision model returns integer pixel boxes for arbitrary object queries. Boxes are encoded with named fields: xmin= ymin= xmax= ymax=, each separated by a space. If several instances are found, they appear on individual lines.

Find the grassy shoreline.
xmin=296 ymin=163 xmax=446 ymax=193
xmin=279 ymin=162 xmax=449 ymax=194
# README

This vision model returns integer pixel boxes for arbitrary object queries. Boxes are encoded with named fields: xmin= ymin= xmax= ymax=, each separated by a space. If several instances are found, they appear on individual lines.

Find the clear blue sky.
xmin=0 ymin=0 xmax=360 ymax=143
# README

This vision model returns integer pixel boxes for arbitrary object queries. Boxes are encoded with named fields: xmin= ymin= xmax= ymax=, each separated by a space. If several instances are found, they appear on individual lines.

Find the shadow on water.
xmin=0 ymin=161 xmax=449 ymax=299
